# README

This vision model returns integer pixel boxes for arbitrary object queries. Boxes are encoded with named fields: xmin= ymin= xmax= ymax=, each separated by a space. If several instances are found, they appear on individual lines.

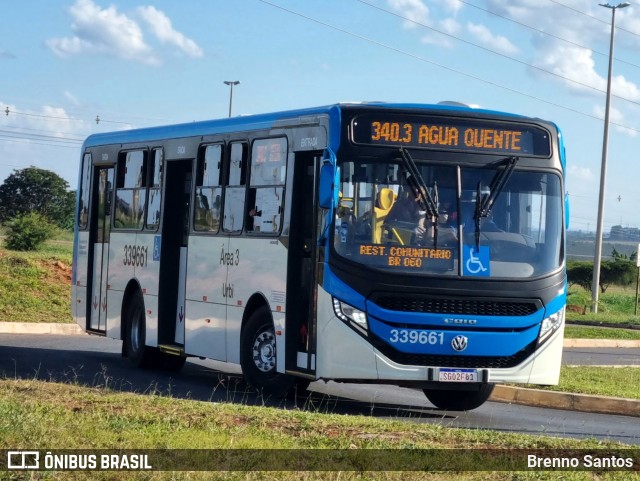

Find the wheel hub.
xmin=252 ymin=330 xmax=276 ymax=372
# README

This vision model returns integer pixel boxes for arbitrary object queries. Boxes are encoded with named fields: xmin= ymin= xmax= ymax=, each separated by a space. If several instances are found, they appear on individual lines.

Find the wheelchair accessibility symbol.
xmin=153 ymin=235 xmax=161 ymax=262
xmin=463 ymin=246 xmax=490 ymax=277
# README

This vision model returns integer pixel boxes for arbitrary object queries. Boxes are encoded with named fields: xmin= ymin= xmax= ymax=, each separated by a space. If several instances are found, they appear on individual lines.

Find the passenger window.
xmin=78 ymin=153 xmax=91 ymax=230
xmin=146 ymin=149 xmax=163 ymax=230
xmin=194 ymin=144 xmax=223 ymax=232
xmin=223 ymin=142 xmax=247 ymax=233
xmin=247 ymin=137 xmax=287 ymax=234
xmin=114 ymin=150 xmax=147 ymax=230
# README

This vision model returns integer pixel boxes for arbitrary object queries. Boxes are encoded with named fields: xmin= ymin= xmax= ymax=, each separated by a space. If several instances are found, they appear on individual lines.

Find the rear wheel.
xmin=123 ymin=291 xmax=154 ymax=368
xmin=423 ymin=383 xmax=495 ymax=411
xmin=240 ymin=306 xmax=301 ymax=398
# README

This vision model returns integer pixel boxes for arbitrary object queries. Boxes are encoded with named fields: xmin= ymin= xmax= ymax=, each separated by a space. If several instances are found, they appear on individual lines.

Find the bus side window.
xmin=223 ymin=142 xmax=247 ymax=233
xmin=78 ymin=153 xmax=91 ymax=230
xmin=114 ymin=150 xmax=147 ymax=230
xmin=145 ymin=148 xmax=163 ymax=230
xmin=194 ymin=144 xmax=222 ymax=233
xmin=246 ymin=137 xmax=287 ymax=234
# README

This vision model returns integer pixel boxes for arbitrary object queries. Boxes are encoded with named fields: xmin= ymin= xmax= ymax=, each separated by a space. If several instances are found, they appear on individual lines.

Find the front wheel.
xmin=423 ymin=383 xmax=495 ymax=411
xmin=240 ymin=306 xmax=299 ymax=398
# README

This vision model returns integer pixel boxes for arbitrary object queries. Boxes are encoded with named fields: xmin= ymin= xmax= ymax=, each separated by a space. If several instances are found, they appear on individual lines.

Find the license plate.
xmin=438 ymin=368 xmax=478 ymax=382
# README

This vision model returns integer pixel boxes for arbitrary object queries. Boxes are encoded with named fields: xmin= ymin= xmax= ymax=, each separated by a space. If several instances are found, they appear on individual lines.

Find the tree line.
xmin=568 ymin=248 xmax=638 ymax=294
xmin=0 ymin=167 xmax=75 ymax=250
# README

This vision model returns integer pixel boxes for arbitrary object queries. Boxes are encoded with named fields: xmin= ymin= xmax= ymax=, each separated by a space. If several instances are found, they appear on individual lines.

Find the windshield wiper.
xmin=478 ymin=156 xmax=519 ymax=218
xmin=474 ymin=156 xmax=519 ymax=249
xmin=399 ymin=148 xmax=439 ymax=246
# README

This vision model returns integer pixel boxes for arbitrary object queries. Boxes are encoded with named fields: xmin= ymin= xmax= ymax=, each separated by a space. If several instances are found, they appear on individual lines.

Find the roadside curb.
xmin=0 ymin=322 xmax=84 ymax=336
xmin=491 ymin=385 xmax=640 ymax=417
xmin=563 ymin=338 xmax=640 ymax=348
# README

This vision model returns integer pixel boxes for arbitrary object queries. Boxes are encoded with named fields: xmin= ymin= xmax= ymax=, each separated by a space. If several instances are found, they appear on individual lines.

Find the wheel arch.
xmin=241 ymin=293 xmax=272 ymax=338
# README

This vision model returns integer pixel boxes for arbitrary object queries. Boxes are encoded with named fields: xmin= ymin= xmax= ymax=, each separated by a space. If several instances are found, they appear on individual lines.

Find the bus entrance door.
xmin=285 ymin=152 xmax=320 ymax=377
xmin=158 ymin=159 xmax=192 ymax=350
xmin=89 ymin=167 xmax=114 ymax=333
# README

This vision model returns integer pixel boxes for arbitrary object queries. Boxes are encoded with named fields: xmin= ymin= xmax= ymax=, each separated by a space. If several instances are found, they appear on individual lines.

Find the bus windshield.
xmin=333 ymin=159 xmax=563 ymax=278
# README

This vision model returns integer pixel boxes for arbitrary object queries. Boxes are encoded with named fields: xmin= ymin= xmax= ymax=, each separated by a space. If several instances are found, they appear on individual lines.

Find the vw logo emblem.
xmin=451 ymin=335 xmax=468 ymax=352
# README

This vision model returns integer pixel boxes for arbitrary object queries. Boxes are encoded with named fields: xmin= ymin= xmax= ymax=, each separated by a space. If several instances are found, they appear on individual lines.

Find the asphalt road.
xmin=1 ymin=333 xmax=639 ymax=445
xmin=562 ymin=346 xmax=640 ymax=366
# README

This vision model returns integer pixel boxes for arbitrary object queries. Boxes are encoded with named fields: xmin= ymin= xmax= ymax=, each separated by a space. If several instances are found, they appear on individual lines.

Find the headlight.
xmin=333 ymin=298 xmax=368 ymax=333
xmin=538 ymin=308 xmax=564 ymax=346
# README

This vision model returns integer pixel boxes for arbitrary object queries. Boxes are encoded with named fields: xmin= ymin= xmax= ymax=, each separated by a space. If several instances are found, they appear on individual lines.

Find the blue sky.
xmin=1 ymin=0 xmax=640 ymax=233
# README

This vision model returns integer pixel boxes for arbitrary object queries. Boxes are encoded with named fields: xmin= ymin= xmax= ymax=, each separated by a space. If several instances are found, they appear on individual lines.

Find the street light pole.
xmin=223 ymin=80 xmax=240 ymax=117
xmin=591 ymin=2 xmax=630 ymax=313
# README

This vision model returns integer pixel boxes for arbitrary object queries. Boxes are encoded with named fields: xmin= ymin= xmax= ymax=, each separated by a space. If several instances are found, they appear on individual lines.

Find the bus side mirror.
xmin=319 ymin=149 xmax=338 ymax=209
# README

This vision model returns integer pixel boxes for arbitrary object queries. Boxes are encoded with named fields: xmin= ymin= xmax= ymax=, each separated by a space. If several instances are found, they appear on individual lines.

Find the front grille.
xmin=372 ymin=337 xmax=537 ymax=369
xmin=373 ymin=295 xmax=539 ymax=317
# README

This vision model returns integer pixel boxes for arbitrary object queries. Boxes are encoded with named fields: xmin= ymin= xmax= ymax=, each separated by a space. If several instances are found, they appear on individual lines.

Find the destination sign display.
xmin=357 ymin=244 xmax=454 ymax=270
xmin=351 ymin=114 xmax=551 ymax=157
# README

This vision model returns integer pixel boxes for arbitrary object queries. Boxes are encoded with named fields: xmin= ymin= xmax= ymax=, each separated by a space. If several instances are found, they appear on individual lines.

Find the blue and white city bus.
xmin=72 ymin=102 xmax=567 ymax=410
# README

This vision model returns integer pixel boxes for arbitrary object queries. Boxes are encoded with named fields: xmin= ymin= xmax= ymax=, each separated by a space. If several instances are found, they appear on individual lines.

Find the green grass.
xmin=567 ymin=285 xmax=640 ymax=326
xmin=565 ymin=325 xmax=640 ymax=340
xmin=0 ymin=379 xmax=637 ymax=480
xmin=530 ymin=367 xmax=640 ymax=400
xmin=0 ymin=238 xmax=73 ymax=323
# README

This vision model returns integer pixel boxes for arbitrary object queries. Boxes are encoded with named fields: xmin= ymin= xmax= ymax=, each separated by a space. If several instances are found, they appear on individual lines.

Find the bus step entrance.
xmin=158 ymin=344 xmax=185 ymax=356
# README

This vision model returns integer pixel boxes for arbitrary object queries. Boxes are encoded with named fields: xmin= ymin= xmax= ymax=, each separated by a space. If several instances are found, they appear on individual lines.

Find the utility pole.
xmin=591 ymin=2 xmax=630 ymax=313
xmin=223 ymin=81 xmax=240 ymax=117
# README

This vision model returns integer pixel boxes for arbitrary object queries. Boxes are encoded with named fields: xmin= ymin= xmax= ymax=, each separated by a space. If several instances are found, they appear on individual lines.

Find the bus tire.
xmin=240 ymin=306 xmax=296 ymax=398
xmin=124 ymin=291 xmax=154 ymax=368
xmin=423 ymin=383 xmax=495 ymax=411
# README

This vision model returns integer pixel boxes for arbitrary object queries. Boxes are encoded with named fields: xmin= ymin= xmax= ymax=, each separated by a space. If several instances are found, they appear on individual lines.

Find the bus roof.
xmin=82 ymin=102 xmax=545 ymax=149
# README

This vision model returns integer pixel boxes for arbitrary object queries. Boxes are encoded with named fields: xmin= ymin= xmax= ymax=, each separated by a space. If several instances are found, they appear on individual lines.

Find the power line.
xmin=549 ymin=0 xmax=640 ymax=39
xmin=0 ymin=125 xmax=88 ymax=140
xmin=0 ymin=129 xmax=84 ymax=144
xmin=0 ymin=137 xmax=81 ymax=149
xmin=257 ymin=0 xmax=640 ymax=134
xmin=357 ymin=0 xmax=640 ymax=108
xmin=2 ymin=106 xmax=130 ymax=125
xmin=456 ymin=0 xmax=640 ymax=70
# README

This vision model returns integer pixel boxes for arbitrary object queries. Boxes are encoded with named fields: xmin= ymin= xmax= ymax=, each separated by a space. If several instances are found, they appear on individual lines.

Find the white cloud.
xmin=387 ymin=0 xmax=430 ymax=29
xmin=137 ymin=6 xmax=203 ymax=58
xmin=466 ymin=22 xmax=518 ymax=55
xmin=419 ymin=18 xmax=460 ymax=48
xmin=594 ymin=105 xmax=639 ymax=137
xmin=440 ymin=0 xmax=462 ymax=16
xmin=534 ymin=42 xmax=640 ymax=101
xmin=534 ymin=44 xmax=603 ymax=94
xmin=64 ymin=91 xmax=82 ymax=107
xmin=439 ymin=18 xmax=461 ymax=36
xmin=46 ymin=0 xmax=203 ymax=66
xmin=47 ymin=0 xmax=158 ymax=65
xmin=568 ymin=164 xmax=594 ymax=183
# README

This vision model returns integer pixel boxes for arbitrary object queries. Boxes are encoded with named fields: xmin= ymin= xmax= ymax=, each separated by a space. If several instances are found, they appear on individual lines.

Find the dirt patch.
xmin=40 ymin=259 xmax=72 ymax=284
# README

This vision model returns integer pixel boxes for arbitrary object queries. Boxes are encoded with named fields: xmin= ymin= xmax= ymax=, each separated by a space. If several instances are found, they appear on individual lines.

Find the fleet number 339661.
xmin=389 ymin=329 xmax=445 ymax=345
